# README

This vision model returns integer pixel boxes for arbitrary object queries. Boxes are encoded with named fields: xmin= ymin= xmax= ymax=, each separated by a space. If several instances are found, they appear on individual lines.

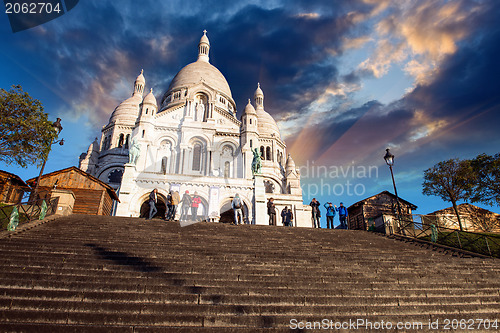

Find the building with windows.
xmin=78 ymin=31 xmax=309 ymax=225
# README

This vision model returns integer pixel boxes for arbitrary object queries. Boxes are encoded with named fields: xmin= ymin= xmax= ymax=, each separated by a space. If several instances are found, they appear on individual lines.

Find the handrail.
xmin=386 ymin=215 xmax=500 ymax=258
xmin=0 ymin=192 xmax=59 ymax=232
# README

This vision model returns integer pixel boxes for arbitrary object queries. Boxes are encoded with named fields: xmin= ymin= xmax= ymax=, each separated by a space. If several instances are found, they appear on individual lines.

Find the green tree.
xmin=422 ymin=158 xmax=472 ymax=231
xmin=0 ymin=85 xmax=56 ymax=168
xmin=468 ymin=153 xmax=500 ymax=207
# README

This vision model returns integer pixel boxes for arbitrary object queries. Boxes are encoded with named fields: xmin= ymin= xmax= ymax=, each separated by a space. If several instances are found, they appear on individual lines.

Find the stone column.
xmin=253 ymin=174 xmax=267 ymax=225
xmin=115 ymin=163 xmax=137 ymax=217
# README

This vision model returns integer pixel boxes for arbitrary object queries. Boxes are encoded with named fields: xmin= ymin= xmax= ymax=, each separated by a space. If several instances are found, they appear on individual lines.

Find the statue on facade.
xmin=196 ymin=102 xmax=204 ymax=121
xmin=251 ymin=148 xmax=262 ymax=175
xmin=128 ymin=138 xmax=141 ymax=165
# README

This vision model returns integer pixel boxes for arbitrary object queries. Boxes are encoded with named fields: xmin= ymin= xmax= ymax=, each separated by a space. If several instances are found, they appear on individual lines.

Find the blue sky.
xmin=1 ymin=0 xmax=500 ymax=221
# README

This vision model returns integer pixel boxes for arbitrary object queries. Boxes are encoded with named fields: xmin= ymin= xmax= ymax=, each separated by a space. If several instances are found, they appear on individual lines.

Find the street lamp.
xmin=384 ymin=148 xmax=403 ymax=232
xmin=32 ymin=118 xmax=64 ymax=200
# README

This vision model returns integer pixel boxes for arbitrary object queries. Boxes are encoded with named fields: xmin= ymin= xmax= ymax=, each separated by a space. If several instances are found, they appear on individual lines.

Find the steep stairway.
xmin=0 ymin=215 xmax=499 ymax=332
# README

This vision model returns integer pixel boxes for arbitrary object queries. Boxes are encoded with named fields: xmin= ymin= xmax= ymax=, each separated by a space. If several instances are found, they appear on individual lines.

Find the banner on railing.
xmin=7 ymin=207 xmax=19 ymax=231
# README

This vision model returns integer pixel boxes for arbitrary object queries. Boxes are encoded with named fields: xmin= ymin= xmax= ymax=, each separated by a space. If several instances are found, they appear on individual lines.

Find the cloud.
xmin=358 ymin=39 xmax=406 ymax=77
xmin=4 ymin=1 xmax=378 ymax=133
xmin=288 ymin=0 xmax=500 ymax=176
xmin=4 ymin=0 xmax=499 ymax=175
xmin=357 ymin=0 xmax=488 ymax=84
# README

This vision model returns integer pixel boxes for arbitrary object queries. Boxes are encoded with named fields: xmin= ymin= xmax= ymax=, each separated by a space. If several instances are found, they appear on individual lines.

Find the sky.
xmin=1 ymin=0 xmax=500 ymax=221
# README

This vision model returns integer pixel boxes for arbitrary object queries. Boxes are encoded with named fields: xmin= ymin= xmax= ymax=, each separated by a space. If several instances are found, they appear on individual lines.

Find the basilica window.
xmin=264 ymin=180 xmax=275 ymax=194
xmin=105 ymin=135 xmax=111 ymax=150
xmin=250 ymin=139 xmax=253 ymax=148
xmin=266 ymin=147 xmax=272 ymax=161
xmin=260 ymin=146 xmax=265 ymax=160
xmin=108 ymin=169 xmax=123 ymax=184
xmin=221 ymin=145 xmax=233 ymax=158
xmin=161 ymin=157 xmax=168 ymax=175
xmin=102 ymin=137 xmax=107 ymax=150
xmin=224 ymin=161 xmax=230 ymax=178
xmin=117 ymin=134 xmax=124 ymax=148
xmin=192 ymin=143 xmax=202 ymax=171
xmin=124 ymin=134 xmax=130 ymax=149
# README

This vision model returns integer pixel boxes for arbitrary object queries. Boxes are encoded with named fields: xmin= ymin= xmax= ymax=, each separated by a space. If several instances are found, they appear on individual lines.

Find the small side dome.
xmin=109 ymin=94 xmax=142 ymax=124
xmin=256 ymin=108 xmax=281 ymax=139
xmin=243 ymin=99 xmax=256 ymax=114
xmin=198 ymin=30 xmax=210 ymax=62
xmin=199 ymin=29 xmax=210 ymax=46
xmin=144 ymin=88 xmax=157 ymax=106
xmin=254 ymin=82 xmax=264 ymax=109
xmin=135 ymin=69 xmax=145 ymax=84
xmin=254 ymin=82 xmax=264 ymax=98
xmin=286 ymin=153 xmax=296 ymax=171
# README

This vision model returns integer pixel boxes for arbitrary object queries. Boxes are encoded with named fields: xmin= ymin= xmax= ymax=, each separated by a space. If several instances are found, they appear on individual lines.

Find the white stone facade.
xmin=79 ymin=31 xmax=311 ymax=226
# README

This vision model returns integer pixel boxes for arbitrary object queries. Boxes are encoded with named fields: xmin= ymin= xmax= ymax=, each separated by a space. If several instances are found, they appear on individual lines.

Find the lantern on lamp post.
xmin=384 ymin=148 xmax=404 ymax=229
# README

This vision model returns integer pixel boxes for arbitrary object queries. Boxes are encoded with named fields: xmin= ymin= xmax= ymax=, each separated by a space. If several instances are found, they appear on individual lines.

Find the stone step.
xmin=2 ymin=309 xmax=499 ymax=328
xmin=3 ymin=264 xmax=494 ymax=283
xmin=1 ymin=214 xmax=499 ymax=330
xmin=2 ymin=298 xmax=500 ymax=317
xmin=1 ymin=287 xmax=499 ymax=308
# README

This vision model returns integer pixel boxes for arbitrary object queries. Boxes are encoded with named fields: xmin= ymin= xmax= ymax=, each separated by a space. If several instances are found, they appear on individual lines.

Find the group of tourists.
xmin=147 ymin=188 xmax=202 ymax=222
xmin=309 ymin=198 xmax=348 ymax=229
xmin=266 ymin=198 xmax=294 ymax=227
xmin=147 ymin=189 xmax=346 ymax=229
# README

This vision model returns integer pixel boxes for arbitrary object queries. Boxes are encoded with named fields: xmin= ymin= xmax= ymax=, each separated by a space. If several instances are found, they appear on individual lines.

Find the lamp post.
xmin=384 ymin=148 xmax=404 ymax=232
xmin=32 ymin=118 xmax=64 ymax=200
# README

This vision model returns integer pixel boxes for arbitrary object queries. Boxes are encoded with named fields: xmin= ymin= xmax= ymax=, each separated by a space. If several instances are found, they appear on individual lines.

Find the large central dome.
xmin=164 ymin=31 xmax=233 ymax=101
xmin=167 ymin=60 xmax=233 ymax=99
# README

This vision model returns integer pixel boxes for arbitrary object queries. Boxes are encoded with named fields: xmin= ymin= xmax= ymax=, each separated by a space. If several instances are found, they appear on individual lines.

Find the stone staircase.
xmin=0 ymin=215 xmax=499 ymax=332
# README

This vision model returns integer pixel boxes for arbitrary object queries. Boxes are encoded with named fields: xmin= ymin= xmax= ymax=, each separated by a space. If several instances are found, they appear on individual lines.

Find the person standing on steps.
xmin=281 ymin=206 xmax=288 ymax=226
xmin=170 ymin=190 xmax=180 ymax=221
xmin=284 ymin=208 xmax=294 ymax=227
xmin=267 ymin=198 xmax=276 ymax=226
xmin=148 ymin=188 xmax=158 ymax=220
xmin=232 ymin=193 xmax=244 ymax=225
xmin=324 ymin=202 xmax=336 ymax=229
xmin=336 ymin=202 xmax=348 ymax=229
xmin=191 ymin=191 xmax=201 ymax=221
xmin=310 ymin=198 xmax=321 ymax=228
xmin=180 ymin=190 xmax=192 ymax=221
xmin=165 ymin=191 xmax=173 ymax=221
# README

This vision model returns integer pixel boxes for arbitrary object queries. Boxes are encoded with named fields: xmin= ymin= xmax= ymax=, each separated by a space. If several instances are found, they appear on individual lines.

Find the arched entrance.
xmin=220 ymin=200 xmax=249 ymax=224
xmin=140 ymin=198 xmax=167 ymax=219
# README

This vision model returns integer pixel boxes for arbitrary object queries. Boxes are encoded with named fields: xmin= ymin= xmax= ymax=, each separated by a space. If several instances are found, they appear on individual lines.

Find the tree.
xmin=468 ymin=153 xmax=500 ymax=207
xmin=422 ymin=158 xmax=472 ymax=231
xmin=0 ymin=85 xmax=56 ymax=168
